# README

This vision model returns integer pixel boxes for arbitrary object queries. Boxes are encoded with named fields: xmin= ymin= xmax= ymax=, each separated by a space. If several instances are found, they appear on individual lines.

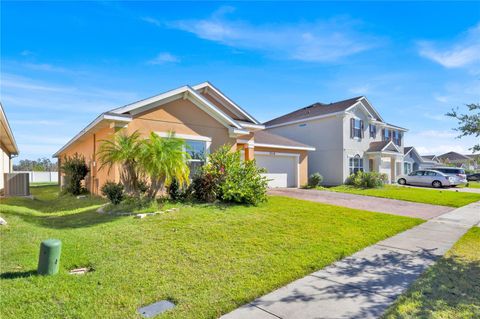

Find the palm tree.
xmin=97 ymin=130 xmax=143 ymax=195
xmin=140 ymin=132 xmax=190 ymax=199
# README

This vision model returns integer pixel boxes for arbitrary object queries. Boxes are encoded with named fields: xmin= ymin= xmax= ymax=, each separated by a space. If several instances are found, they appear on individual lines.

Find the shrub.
xmin=308 ymin=173 xmax=323 ymax=187
xmin=168 ymin=178 xmax=187 ymax=201
xmin=219 ymin=158 xmax=268 ymax=205
xmin=101 ymin=182 xmax=124 ymax=205
xmin=201 ymin=145 xmax=268 ymax=205
xmin=61 ymin=153 xmax=89 ymax=195
xmin=346 ymin=171 xmax=387 ymax=188
xmin=191 ymin=172 xmax=217 ymax=203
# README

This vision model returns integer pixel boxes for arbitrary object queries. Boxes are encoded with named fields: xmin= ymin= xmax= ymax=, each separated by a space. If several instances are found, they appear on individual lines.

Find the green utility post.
xmin=37 ymin=239 xmax=62 ymax=275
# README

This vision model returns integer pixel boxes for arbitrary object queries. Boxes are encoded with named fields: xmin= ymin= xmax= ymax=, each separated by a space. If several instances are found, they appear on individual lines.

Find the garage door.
xmin=255 ymin=152 xmax=298 ymax=188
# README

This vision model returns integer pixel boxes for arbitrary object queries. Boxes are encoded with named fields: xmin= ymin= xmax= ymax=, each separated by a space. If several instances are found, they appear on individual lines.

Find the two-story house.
xmin=264 ymin=96 xmax=407 ymax=185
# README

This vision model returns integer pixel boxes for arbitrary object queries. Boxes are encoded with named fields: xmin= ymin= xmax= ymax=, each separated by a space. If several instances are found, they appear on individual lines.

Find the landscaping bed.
xmin=324 ymin=185 xmax=480 ymax=207
xmin=0 ymin=185 xmax=422 ymax=319
xmin=384 ymin=226 xmax=480 ymax=319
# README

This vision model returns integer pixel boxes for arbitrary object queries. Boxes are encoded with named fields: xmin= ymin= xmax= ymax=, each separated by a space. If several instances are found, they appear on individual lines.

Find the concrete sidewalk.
xmin=268 ymin=188 xmax=453 ymax=220
xmin=220 ymin=201 xmax=480 ymax=319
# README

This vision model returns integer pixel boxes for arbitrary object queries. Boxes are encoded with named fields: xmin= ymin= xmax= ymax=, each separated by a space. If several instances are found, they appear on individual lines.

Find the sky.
xmin=1 ymin=1 xmax=479 ymax=163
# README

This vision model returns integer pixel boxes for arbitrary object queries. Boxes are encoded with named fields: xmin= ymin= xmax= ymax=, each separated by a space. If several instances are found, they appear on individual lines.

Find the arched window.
xmin=349 ymin=154 xmax=364 ymax=175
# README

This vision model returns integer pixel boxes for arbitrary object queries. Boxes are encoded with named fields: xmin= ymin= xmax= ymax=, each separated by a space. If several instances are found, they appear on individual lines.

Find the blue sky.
xmin=2 ymin=1 xmax=479 ymax=162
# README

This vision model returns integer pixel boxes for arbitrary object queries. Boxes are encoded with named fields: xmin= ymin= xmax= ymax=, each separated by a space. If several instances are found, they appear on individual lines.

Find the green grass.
xmin=384 ymin=227 xmax=480 ymax=319
xmin=30 ymin=182 xmax=59 ymax=187
xmin=467 ymin=181 xmax=480 ymax=189
xmin=325 ymin=185 xmax=480 ymax=207
xmin=0 ymin=186 xmax=422 ymax=319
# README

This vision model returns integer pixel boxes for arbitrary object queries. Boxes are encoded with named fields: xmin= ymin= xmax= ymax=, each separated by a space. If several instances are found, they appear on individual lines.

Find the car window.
xmin=437 ymin=168 xmax=464 ymax=174
xmin=413 ymin=171 xmax=424 ymax=176
xmin=425 ymin=171 xmax=437 ymax=176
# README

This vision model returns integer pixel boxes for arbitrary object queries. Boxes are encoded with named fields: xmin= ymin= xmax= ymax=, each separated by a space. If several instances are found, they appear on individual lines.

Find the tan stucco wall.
xmin=131 ymin=98 xmax=237 ymax=150
xmin=58 ymin=126 xmax=117 ymax=194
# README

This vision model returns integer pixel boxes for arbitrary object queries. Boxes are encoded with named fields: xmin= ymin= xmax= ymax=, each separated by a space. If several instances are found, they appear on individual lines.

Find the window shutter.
xmin=350 ymin=118 xmax=354 ymax=138
xmin=399 ymin=132 xmax=403 ymax=145
xmin=373 ymin=125 xmax=377 ymax=138
xmin=360 ymin=120 xmax=364 ymax=138
xmin=381 ymin=128 xmax=385 ymax=141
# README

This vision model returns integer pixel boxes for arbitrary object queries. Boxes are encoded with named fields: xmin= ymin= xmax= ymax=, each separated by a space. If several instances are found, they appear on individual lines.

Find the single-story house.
xmin=264 ymin=96 xmax=408 ymax=185
xmin=0 ymin=103 xmax=19 ymax=191
xmin=53 ymin=82 xmax=314 ymax=194
xmin=403 ymin=146 xmax=440 ymax=173
xmin=437 ymin=151 xmax=479 ymax=170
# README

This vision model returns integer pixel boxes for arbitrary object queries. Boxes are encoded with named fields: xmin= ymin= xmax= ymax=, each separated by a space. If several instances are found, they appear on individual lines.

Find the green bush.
xmin=197 ymin=145 xmax=268 ymax=205
xmin=346 ymin=171 xmax=388 ymax=188
xmin=101 ymin=182 xmax=124 ymax=205
xmin=61 ymin=153 xmax=89 ymax=195
xmin=308 ymin=173 xmax=323 ymax=187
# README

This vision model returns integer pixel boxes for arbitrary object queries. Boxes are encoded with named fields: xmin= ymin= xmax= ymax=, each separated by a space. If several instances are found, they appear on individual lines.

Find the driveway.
xmin=268 ymin=188 xmax=453 ymax=220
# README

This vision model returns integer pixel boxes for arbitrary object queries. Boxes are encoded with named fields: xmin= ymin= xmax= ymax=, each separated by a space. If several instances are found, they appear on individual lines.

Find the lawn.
xmin=326 ymin=185 xmax=480 ymax=207
xmin=0 ymin=185 xmax=422 ymax=319
xmin=384 ymin=226 xmax=480 ymax=319
xmin=467 ymin=181 xmax=480 ymax=189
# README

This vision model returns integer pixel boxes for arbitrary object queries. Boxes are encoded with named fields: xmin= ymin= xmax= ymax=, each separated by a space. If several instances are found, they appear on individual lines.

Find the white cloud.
xmin=148 ymin=52 xmax=180 ymax=65
xmin=405 ymin=129 xmax=478 ymax=155
xmin=168 ymin=8 xmax=380 ymax=62
xmin=423 ymin=113 xmax=448 ymax=121
xmin=418 ymin=23 xmax=480 ymax=68
xmin=349 ymin=85 xmax=370 ymax=95
xmin=434 ymin=95 xmax=448 ymax=103
xmin=20 ymin=50 xmax=34 ymax=56
xmin=10 ymin=119 xmax=65 ymax=126
xmin=23 ymin=63 xmax=70 ymax=73
xmin=141 ymin=16 xmax=161 ymax=27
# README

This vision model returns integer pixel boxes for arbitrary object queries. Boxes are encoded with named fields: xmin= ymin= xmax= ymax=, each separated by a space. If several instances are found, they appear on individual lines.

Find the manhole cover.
xmin=138 ymin=300 xmax=175 ymax=318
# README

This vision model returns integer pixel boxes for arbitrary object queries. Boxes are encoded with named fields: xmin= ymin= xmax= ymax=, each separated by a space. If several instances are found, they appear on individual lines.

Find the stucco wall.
xmin=266 ymin=115 xmax=344 ymax=185
xmin=0 ymin=144 xmax=11 ymax=190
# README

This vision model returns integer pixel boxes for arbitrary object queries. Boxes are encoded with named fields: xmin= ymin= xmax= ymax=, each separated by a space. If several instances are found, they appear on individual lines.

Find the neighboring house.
xmin=53 ymin=82 xmax=314 ymax=194
xmin=421 ymin=154 xmax=439 ymax=164
xmin=264 ymin=96 xmax=407 ymax=185
xmin=0 ymin=103 xmax=19 ymax=191
xmin=403 ymin=146 xmax=440 ymax=174
xmin=437 ymin=151 xmax=479 ymax=170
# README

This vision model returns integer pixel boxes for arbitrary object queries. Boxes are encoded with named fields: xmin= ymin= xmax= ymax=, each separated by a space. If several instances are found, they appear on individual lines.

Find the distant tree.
xmin=446 ymin=103 xmax=480 ymax=152
xmin=13 ymin=158 xmax=58 ymax=171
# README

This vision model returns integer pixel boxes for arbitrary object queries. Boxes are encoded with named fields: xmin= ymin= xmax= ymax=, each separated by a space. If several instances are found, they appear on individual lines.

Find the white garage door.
xmin=255 ymin=152 xmax=298 ymax=188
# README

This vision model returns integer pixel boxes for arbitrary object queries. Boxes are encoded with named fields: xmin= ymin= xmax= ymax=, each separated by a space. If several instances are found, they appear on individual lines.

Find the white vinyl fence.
xmin=13 ymin=171 xmax=59 ymax=183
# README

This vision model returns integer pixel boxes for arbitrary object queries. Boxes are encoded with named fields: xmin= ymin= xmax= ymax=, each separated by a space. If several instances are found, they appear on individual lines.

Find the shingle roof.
xmin=264 ymin=96 xmax=363 ymax=127
xmin=422 ymin=155 xmax=437 ymax=161
xmin=437 ymin=151 xmax=472 ymax=161
xmin=404 ymin=146 xmax=413 ymax=155
xmin=253 ymin=130 xmax=314 ymax=150
xmin=367 ymin=141 xmax=395 ymax=152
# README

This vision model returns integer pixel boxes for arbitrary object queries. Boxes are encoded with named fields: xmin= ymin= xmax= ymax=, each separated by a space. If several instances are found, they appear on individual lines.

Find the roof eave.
xmin=52 ymin=113 xmax=133 ymax=158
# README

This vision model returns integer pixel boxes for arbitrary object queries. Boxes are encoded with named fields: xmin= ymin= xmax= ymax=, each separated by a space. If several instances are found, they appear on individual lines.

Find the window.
xmin=404 ymin=162 xmax=412 ymax=174
xmin=382 ymin=129 xmax=390 ymax=141
xmin=352 ymin=119 xmax=362 ymax=138
xmin=349 ymin=155 xmax=364 ymax=175
xmin=425 ymin=171 xmax=437 ymax=176
xmin=369 ymin=124 xmax=376 ymax=138
xmin=392 ymin=131 xmax=402 ymax=146
xmin=185 ymin=140 xmax=207 ymax=175
xmin=411 ymin=171 xmax=425 ymax=176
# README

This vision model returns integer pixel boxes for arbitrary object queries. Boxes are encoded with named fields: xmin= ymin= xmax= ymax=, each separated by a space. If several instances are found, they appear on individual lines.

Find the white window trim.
xmin=155 ymin=131 xmax=212 ymax=160
xmin=348 ymin=154 xmax=364 ymax=175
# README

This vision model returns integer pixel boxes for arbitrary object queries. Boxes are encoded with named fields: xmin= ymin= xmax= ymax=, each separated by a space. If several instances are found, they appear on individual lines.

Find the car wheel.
xmin=432 ymin=180 xmax=442 ymax=188
xmin=398 ymin=178 xmax=406 ymax=185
